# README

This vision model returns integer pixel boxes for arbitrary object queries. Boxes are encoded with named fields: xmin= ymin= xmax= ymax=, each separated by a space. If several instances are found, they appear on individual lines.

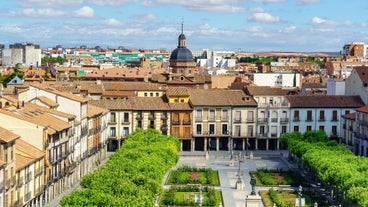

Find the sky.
xmin=0 ymin=0 xmax=367 ymax=52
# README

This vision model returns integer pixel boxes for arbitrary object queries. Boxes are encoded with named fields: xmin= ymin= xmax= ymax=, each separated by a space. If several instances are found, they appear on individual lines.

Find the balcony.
xmin=182 ymin=120 xmax=191 ymax=125
xmin=208 ymin=117 xmax=216 ymax=122
xmin=149 ymin=115 xmax=155 ymax=121
xmin=136 ymin=116 xmax=142 ymax=121
xmin=271 ymin=118 xmax=278 ymax=123
xmin=25 ymin=192 xmax=31 ymax=201
xmin=318 ymin=118 xmax=325 ymax=122
xmin=221 ymin=116 xmax=229 ymax=122
xmin=280 ymin=118 xmax=289 ymax=123
xmin=306 ymin=119 xmax=313 ymax=122
xmin=257 ymin=118 xmax=268 ymax=123
xmin=108 ymin=119 xmax=117 ymax=125
xmin=293 ymin=118 xmax=300 ymax=122
xmin=234 ymin=118 xmax=242 ymax=123
xmin=172 ymin=120 xmax=180 ymax=125
xmin=331 ymin=118 xmax=339 ymax=122
xmin=195 ymin=117 xmax=202 ymax=122
xmin=35 ymin=168 xmax=43 ymax=177
xmin=161 ymin=115 xmax=168 ymax=120
xmin=246 ymin=119 xmax=255 ymax=123
xmin=121 ymin=120 xmax=130 ymax=125
xmin=257 ymin=133 xmax=267 ymax=138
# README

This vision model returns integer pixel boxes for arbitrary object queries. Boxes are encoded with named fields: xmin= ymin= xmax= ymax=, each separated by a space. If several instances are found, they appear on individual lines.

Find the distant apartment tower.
xmin=2 ymin=43 xmax=41 ymax=67
xmin=342 ymin=42 xmax=368 ymax=61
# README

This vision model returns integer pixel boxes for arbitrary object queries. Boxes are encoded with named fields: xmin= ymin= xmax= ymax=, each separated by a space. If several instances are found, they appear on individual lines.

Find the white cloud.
xmin=0 ymin=23 xmax=24 ymax=33
xmin=19 ymin=8 xmax=65 ymax=18
xmin=142 ymin=0 xmax=246 ymax=13
xmin=298 ymin=0 xmax=320 ymax=6
xmin=87 ymin=0 xmax=138 ymax=7
xmin=73 ymin=6 xmax=94 ymax=18
xmin=104 ymin=18 xmax=124 ymax=27
xmin=248 ymin=12 xmax=280 ymax=23
xmin=312 ymin=17 xmax=327 ymax=24
xmin=282 ymin=26 xmax=296 ymax=33
xmin=17 ymin=0 xmax=83 ymax=8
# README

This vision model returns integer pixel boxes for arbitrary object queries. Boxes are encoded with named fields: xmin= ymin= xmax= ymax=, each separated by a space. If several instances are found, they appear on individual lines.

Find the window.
xmin=306 ymin=125 xmax=312 ymax=131
xmin=319 ymin=110 xmax=325 ymax=121
xmin=144 ymin=92 xmax=147 ymax=97
xmin=123 ymin=127 xmax=129 ymax=137
xmin=259 ymin=126 xmax=265 ymax=136
xmin=209 ymin=124 xmax=215 ymax=134
xmin=137 ymin=121 xmax=142 ymax=128
xmin=247 ymin=111 xmax=254 ymax=122
xmin=222 ymin=124 xmax=228 ymax=135
xmin=196 ymin=124 xmax=202 ymax=135
xmin=345 ymin=110 xmax=350 ymax=115
xmin=307 ymin=110 xmax=313 ymax=121
xmin=174 ymin=99 xmax=179 ymax=103
xmin=293 ymin=125 xmax=299 ymax=132
xmin=222 ymin=109 xmax=228 ymax=121
xmin=247 ymin=126 xmax=253 ymax=137
xmin=319 ymin=125 xmax=325 ymax=132
xmin=234 ymin=125 xmax=241 ymax=136
xmin=123 ymin=112 xmax=129 ymax=123
xmin=195 ymin=109 xmax=202 ymax=121
xmin=293 ymin=110 xmax=299 ymax=121
xmin=209 ymin=109 xmax=215 ymax=121
xmin=137 ymin=111 xmax=142 ymax=118
xmin=332 ymin=125 xmax=337 ymax=136
xmin=271 ymin=126 xmax=277 ymax=137
xmin=110 ymin=112 xmax=116 ymax=122
xmin=150 ymin=92 xmax=153 ymax=97
xmin=235 ymin=111 xmax=241 ymax=122
xmin=172 ymin=113 xmax=180 ymax=124
xmin=156 ymin=93 xmax=159 ymax=97
xmin=281 ymin=126 xmax=287 ymax=134
xmin=332 ymin=110 xmax=338 ymax=121
xmin=150 ymin=111 xmax=155 ymax=119
xmin=110 ymin=127 xmax=116 ymax=137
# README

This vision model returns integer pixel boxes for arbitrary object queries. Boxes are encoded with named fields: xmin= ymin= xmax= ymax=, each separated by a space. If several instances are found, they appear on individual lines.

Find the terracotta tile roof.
xmin=342 ymin=112 xmax=356 ymax=120
xmin=168 ymin=103 xmax=192 ymax=110
xmin=0 ymin=126 xmax=20 ymax=143
xmin=30 ymin=96 xmax=59 ymax=108
xmin=130 ymin=96 xmax=170 ymax=110
xmin=302 ymin=82 xmax=327 ymax=88
xmin=101 ymin=91 xmax=136 ymax=98
xmin=16 ymin=139 xmax=44 ymax=170
xmin=26 ymin=103 xmax=75 ymax=120
xmin=211 ymin=76 xmax=236 ymax=89
xmin=0 ymin=104 xmax=71 ymax=134
xmin=356 ymin=106 xmax=368 ymax=113
xmin=286 ymin=95 xmax=364 ymax=108
xmin=82 ymin=67 xmax=167 ymax=80
xmin=245 ymin=86 xmax=290 ymax=96
xmin=354 ymin=66 xmax=368 ymax=84
xmin=102 ymin=81 xmax=163 ymax=91
xmin=89 ymin=99 xmax=133 ymax=110
xmin=30 ymin=83 xmax=88 ymax=103
xmin=87 ymin=104 xmax=108 ymax=118
xmin=166 ymin=87 xmax=190 ymax=97
xmin=189 ymin=89 xmax=257 ymax=107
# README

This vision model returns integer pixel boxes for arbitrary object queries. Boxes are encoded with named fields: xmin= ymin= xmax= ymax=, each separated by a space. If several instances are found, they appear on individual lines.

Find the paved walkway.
xmin=168 ymin=150 xmax=291 ymax=207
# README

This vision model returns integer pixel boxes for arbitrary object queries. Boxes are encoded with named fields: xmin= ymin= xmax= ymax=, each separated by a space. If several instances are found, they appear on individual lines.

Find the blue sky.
xmin=0 ymin=0 xmax=367 ymax=52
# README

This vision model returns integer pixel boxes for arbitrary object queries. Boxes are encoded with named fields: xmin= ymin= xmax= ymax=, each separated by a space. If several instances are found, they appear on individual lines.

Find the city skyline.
xmin=0 ymin=0 xmax=367 ymax=52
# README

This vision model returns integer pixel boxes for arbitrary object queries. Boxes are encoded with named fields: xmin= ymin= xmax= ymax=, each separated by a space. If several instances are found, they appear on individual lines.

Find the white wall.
xmin=254 ymin=73 xmax=301 ymax=88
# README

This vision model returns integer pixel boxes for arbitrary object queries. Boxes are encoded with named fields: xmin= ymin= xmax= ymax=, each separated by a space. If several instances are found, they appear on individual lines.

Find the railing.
xmin=172 ymin=120 xmax=180 ymax=125
xmin=208 ymin=117 xmax=216 ymax=122
xmin=182 ymin=120 xmax=191 ymax=125
xmin=221 ymin=116 xmax=229 ymax=121
xmin=246 ymin=119 xmax=255 ymax=123
xmin=108 ymin=119 xmax=116 ymax=124
xmin=24 ymin=192 xmax=31 ymax=201
xmin=258 ymin=118 xmax=268 ymax=123
xmin=136 ymin=116 xmax=142 ymax=120
xmin=318 ymin=118 xmax=325 ymax=122
xmin=293 ymin=118 xmax=300 ymax=122
xmin=121 ymin=120 xmax=130 ymax=125
xmin=161 ymin=115 xmax=168 ymax=120
xmin=195 ymin=117 xmax=202 ymax=122
xmin=149 ymin=115 xmax=155 ymax=120
xmin=305 ymin=119 xmax=313 ymax=122
xmin=331 ymin=118 xmax=339 ymax=122
xmin=233 ymin=118 xmax=241 ymax=123
xmin=257 ymin=133 xmax=268 ymax=138
xmin=271 ymin=118 xmax=278 ymax=123
xmin=258 ymin=103 xmax=289 ymax=107
xmin=280 ymin=118 xmax=289 ymax=123
xmin=35 ymin=168 xmax=43 ymax=176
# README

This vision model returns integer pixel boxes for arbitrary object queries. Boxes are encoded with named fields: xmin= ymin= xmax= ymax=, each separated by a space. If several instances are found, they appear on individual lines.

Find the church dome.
xmin=170 ymin=47 xmax=193 ymax=61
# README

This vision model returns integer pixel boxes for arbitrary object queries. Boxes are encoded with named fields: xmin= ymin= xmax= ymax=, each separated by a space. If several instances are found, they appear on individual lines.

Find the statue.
xmin=250 ymin=174 xmax=256 ymax=195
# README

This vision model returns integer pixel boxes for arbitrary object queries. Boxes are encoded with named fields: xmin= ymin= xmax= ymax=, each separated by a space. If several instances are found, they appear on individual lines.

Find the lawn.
xmin=167 ymin=166 xmax=220 ymax=186
xmin=159 ymin=186 xmax=223 ymax=207
xmin=260 ymin=188 xmax=329 ymax=207
xmin=251 ymin=168 xmax=306 ymax=186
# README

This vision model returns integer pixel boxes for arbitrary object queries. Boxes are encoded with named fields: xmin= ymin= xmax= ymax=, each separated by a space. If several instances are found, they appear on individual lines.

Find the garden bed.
xmin=167 ymin=166 xmax=220 ymax=186
xmin=251 ymin=168 xmax=306 ymax=186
